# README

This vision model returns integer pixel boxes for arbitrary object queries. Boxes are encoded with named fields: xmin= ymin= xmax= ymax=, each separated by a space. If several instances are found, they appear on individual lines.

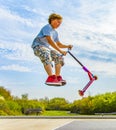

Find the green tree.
xmin=7 ymin=100 xmax=22 ymax=115
xmin=21 ymin=93 xmax=28 ymax=100
xmin=47 ymin=97 xmax=70 ymax=110
xmin=0 ymin=86 xmax=12 ymax=100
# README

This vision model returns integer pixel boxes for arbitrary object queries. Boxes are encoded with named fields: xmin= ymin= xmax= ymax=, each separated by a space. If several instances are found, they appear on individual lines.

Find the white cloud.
xmin=65 ymin=55 xmax=116 ymax=76
xmin=0 ymin=0 xmax=116 ymax=101
xmin=0 ymin=64 xmax=31 ymax=72
xmin=0 ymin=41 xmax=36 ymax=61
xmin=0 ymin=0 xmax=116 ymax=77
xmin=0 ymin=7 xmax=33 ymax=27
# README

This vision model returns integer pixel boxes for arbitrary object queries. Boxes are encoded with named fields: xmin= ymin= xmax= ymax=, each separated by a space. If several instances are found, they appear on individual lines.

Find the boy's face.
xmin=51 ymin=19 xmax=62 ymax=29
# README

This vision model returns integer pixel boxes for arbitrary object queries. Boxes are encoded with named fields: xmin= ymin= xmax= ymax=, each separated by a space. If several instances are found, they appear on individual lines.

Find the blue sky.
xmin=0 ymin=0 xmax=116 ymax=102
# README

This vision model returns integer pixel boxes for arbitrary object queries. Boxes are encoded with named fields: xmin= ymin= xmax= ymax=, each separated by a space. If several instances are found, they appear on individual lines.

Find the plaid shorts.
xmin=33 ymin=46 xmax=64 ymax=66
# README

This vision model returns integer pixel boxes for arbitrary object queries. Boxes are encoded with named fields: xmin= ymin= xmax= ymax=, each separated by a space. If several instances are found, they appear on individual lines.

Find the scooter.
xmin=67 ymin=50 xmax=98 ymax=96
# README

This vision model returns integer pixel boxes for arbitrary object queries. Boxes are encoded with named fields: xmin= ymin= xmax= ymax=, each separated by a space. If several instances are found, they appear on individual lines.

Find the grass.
xmin=42 ymin=110 xmax=78 ymax=116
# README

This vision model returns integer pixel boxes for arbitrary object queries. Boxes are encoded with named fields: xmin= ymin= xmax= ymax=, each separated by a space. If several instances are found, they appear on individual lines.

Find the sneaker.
xmin=45 ymin=75 xmax=62 ymax=86
xmin=57 ymin=75 xmax=66 ymax=85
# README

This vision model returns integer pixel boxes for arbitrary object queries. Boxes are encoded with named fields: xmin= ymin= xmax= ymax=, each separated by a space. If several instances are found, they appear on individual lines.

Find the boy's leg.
xmin=33 ymin=46 xmax=61 ymax=86
xmin=44 ymin=64 xmax=53 ymax=76
xmin=55 ymin=63 xmax=62 ymax=76
xmin=51 ymin=50 xmax=64 ymax=75
xmin=51 ymin=50 xmax=66 ymax=85
xmin=44 ymin=64 xmax=62 ymax=86
xmin=55 ymin=63 xmax=66 ymax=85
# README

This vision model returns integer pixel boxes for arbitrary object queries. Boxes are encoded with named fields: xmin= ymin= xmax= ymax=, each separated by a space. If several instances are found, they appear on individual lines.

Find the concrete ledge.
xmin=0 ymin=116 xmax=116 ymax=119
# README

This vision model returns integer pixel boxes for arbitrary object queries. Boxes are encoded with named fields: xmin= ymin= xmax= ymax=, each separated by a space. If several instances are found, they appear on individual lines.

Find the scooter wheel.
xmin=94 ymin=75 xmax=98 ymax=80
xmin=78 ymin=90 xmax=84 ymax=96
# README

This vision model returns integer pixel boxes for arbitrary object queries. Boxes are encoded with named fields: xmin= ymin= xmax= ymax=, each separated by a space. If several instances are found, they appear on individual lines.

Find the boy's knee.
xmin=58 ymin=56 xmax=64 ymax=66
xmin=51 ymin=50 xmax=65 ymax=66
xmin=61 ymin=61 xmax=65 ymax=66
xmin=60 ymin=61 xmax=64 ymax=66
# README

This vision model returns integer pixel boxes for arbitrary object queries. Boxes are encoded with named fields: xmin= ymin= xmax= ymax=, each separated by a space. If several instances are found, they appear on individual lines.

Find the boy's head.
xmin=48 ymin=13 xmax=62 ymax=29
xmin=48 ymin=13 xmax=63 ymax=24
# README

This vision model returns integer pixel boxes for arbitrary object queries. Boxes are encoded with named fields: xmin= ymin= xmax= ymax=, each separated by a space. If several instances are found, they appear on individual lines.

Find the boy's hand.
xmin=60 ymin=50 xmax=67 ymax=56
xmin=68 ymin=45 xmax=73 ymax=50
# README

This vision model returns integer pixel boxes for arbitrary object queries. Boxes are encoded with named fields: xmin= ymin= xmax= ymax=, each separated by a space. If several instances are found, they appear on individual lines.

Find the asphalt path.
xmin=54 ymin=119 xmax=116 ymax=130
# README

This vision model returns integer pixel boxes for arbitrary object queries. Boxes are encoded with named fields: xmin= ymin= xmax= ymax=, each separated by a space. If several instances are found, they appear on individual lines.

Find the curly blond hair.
xmin=48 ymin=13 xmax=63 ymax=24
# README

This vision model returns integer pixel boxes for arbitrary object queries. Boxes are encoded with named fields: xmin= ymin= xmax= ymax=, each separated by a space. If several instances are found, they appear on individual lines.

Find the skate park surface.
xmin=0 ymin=116 xmax=116 ymax=130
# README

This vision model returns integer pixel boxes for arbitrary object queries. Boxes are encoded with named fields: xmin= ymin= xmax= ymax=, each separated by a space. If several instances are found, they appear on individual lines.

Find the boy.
xmin=32 ymin=13 xmax=73 ymax=86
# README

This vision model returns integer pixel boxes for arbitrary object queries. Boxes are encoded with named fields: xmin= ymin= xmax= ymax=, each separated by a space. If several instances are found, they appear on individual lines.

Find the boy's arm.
xmin=46 ymin=36 xmax=67 ymax=55
xmin=56 ymin=41 xmax=73 ymax=49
